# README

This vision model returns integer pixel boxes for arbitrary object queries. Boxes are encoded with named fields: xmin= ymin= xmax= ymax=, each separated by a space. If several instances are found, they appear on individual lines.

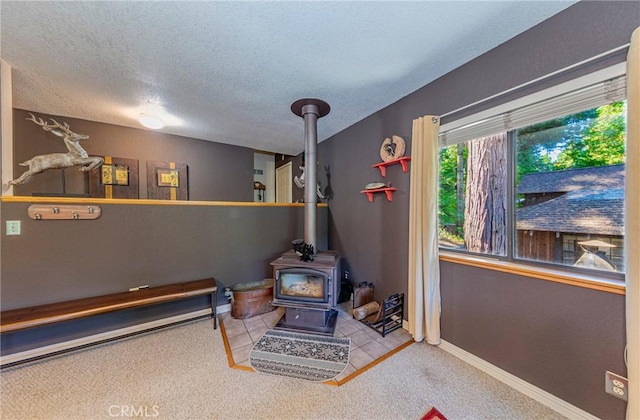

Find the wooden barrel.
xmin=228 ymin=278 xmax=276 ymax=319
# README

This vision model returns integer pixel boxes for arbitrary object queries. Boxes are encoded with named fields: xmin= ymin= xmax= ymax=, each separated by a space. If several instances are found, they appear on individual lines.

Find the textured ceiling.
xmin=1 ymin=1 xmax=576 ymax=155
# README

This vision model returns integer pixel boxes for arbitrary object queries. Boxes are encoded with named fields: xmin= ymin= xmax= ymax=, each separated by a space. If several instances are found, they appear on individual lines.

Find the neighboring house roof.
xmin=516 ymin=188 xmax=624 ymax=235
xmin=517 ymin=164 xmax=625 ymax=194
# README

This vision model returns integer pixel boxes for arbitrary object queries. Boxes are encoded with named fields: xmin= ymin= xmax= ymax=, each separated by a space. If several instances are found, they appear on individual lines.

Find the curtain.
xmin=625 ymin=26 xmax=639 ymax=420
xmin=408 ymin=115 xmax=441 ymax=344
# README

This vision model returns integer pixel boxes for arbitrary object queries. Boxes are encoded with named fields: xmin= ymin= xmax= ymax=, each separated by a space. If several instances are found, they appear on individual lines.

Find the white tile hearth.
xmin=220 ymin=300 xmax=414 ymax=384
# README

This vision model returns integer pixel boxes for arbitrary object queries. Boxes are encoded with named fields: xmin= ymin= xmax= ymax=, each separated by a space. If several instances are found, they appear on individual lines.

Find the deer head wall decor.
xmin=293 ymin=164 xmax=326 ymax=200
xmin=7 ymin=113 xmax=104 ymax=185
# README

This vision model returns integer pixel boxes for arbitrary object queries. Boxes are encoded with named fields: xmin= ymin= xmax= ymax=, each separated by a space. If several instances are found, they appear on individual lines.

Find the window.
xmin=438 ymin=132 xmax=508 ymax=256
xmin=438 ymin=70 xmax=627 ymax=276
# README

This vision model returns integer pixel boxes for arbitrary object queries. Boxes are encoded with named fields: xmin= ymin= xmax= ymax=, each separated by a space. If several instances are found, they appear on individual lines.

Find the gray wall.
xmin=11 ymin=109 xmax=254 ymax=201
xmin=1 ymin=201 xmax=328 ymax=353
xmin=2 ymin=109 xmax=329 ymax=355
xmin=1 ymin=202 xmax=328 ymax=309
xmin=440 ymin=261 xmax=626 ymax=418
xmin=318 ymin=2 xmax=637 ymax=419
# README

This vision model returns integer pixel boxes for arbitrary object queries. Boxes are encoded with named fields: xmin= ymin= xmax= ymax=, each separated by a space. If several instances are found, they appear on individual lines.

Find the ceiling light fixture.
xmin=138 ymin=114 xmax=164 ymax=129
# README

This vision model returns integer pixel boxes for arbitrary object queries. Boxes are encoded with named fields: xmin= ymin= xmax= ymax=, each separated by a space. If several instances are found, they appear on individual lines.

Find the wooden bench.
xmin=0 ymin=278 xmax=218 ymax=334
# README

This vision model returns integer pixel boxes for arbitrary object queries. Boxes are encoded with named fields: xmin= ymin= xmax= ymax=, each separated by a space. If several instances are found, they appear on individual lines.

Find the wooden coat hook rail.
xmin=27 ymin=204 xmax=102 ymax=220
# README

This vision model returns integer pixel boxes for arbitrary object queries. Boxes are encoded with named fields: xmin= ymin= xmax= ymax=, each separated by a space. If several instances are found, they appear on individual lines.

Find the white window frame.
xmin=438 ymin=63 xmax=627 ymax=285
xmin=440 ymin=62 xmax=626 ymax=138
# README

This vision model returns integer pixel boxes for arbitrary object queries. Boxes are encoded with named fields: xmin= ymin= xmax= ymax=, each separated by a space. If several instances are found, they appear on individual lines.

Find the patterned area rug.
xmin=249 ymin=329 xmax=351 ymax=382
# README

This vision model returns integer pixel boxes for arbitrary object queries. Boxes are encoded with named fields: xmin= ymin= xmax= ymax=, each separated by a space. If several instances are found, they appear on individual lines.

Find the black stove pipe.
xmin=291 ymin=98 xmax=330 ymax=251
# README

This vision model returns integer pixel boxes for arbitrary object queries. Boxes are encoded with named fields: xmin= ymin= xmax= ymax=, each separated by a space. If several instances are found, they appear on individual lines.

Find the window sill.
xmin=439 ymin=250 xmax=625 ymax=295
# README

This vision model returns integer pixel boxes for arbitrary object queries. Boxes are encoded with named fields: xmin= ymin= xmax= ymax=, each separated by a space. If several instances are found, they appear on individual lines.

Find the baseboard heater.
xmin=1 ymin=304 xmax=230 ymax=368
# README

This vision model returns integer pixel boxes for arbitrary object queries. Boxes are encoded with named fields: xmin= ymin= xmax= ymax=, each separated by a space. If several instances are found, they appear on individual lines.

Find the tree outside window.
xmin=438 ymin=101 xmax=626 ymax=274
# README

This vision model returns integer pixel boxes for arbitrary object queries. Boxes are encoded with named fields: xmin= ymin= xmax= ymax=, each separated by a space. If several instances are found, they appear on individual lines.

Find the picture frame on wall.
xmin=156 ymin=168 xmax=180 ymax=188
xmin=89 ymin=157 xmax=139 ymax=199
xmin=146 ymin=160 xmax=188 ymax=200
xmin=101 ymin=163 xmax=130 ymax=186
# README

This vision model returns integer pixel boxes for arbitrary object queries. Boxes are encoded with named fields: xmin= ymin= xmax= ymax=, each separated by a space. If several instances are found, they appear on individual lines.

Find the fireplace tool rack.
xmin=360 ymin=293 xmax=404 ymax=337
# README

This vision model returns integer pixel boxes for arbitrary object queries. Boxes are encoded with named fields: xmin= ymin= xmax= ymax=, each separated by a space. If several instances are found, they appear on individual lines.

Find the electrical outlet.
xmin=605 ymin=371 xmax=628 ymax=401
xmin=6 ymin=220 xmax=21 ymax=236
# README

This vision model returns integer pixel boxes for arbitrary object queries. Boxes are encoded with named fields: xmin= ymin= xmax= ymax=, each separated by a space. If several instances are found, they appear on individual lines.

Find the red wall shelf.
xmin=372 ymin=156 xmax=411 ymax=177
xmin=360 ymin=187 xmax=397 ymax=202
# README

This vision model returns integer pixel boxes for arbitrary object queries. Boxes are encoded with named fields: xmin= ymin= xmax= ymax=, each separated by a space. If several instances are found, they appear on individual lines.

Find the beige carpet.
xmin=0 ymin=317 xmax=566 ymax=420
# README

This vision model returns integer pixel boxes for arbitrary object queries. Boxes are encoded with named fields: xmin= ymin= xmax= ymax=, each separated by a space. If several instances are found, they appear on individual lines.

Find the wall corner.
xmin=1 ymin=60 xmax=14 ymax=196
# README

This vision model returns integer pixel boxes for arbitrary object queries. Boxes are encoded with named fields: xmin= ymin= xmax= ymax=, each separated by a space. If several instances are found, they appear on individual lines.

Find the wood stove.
xmin=270 ymin=98 xmax=339 ymax=336
xmin=271 ymin=250 xmax=340 ymax=336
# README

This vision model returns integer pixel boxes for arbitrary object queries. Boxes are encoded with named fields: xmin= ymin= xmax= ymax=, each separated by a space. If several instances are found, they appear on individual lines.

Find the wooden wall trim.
xmin=1 ymin=196 xmax=328 ymax=208
xmin=439 ymin=251 xmax=626 ymax=295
